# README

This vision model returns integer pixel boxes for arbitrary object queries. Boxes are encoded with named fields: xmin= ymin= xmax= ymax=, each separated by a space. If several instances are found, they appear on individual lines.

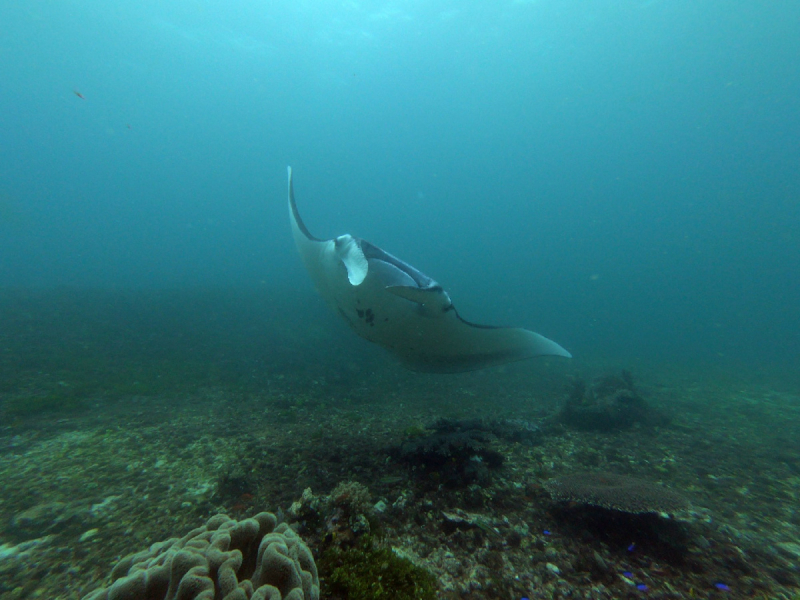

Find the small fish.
xmin=73 ymin=90 xmax=85 ymax=99
xmin=636 ymin=583 xmax=648 ymax=591
xmin=715 ymin=583 xmax=730 ymax=591
xmin=628 ymin=542 xmax=636 ymax=552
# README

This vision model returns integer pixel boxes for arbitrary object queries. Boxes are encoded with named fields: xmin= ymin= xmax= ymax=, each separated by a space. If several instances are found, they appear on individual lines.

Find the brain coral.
xmin=543 ymin=472 xmax=687 ymax=514
xmin=83 ymin=512 xmax=319 ymax=600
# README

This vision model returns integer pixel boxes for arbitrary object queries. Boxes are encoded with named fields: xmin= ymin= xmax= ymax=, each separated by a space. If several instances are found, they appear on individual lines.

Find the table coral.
xmin=543 ymin=472 xmax=687 ymax=514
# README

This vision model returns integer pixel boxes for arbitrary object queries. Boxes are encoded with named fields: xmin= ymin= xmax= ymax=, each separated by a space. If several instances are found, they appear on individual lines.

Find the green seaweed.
xmin=320 ymin=537 xmax=437 ymax=600
xmin=403 ymin=424 xmax=430 ymax=438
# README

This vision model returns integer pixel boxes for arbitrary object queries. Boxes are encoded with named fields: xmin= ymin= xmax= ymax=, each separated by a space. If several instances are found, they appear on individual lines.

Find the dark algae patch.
xmin=320 ymin=537 xmax=437 ymax=600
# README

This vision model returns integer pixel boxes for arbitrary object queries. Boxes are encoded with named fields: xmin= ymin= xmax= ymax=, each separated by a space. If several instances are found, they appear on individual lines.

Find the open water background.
xmin=1 ymin=0 xmax=798 ymax=373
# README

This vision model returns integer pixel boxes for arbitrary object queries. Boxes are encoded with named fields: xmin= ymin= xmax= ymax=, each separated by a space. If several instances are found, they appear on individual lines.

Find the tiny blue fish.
xmin=637 ymin=583 xmax=648 ymax=591
xmin=628 ymin=542 xmax=636 ymax=552
xmin=715 ymin=583 xmax=730 ymax=591
xmin=543 ymin=530 xmax=551 ymax=535
xmin=622 ymin=571 xmax=633 ymax=578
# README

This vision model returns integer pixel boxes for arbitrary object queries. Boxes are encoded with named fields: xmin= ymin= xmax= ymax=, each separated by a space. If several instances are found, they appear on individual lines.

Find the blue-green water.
xmin=2 ymin=0 xmax=798 ymax=369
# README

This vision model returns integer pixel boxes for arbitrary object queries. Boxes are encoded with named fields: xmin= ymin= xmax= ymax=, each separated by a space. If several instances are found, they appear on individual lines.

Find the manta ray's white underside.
xmin=287 ymin=167 xmax=571 ymax=373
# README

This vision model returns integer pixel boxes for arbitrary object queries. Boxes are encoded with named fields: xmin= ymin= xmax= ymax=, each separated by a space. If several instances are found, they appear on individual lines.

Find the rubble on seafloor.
xmin=1 ymin=370 xmax=800 ymax=599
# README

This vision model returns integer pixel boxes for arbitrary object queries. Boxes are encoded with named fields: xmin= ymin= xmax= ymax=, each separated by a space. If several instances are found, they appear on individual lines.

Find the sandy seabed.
xmin=1 ymin=358 xmax=799 ymax=600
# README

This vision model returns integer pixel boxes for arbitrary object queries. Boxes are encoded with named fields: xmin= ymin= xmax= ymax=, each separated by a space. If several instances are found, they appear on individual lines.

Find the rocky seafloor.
xmin=1 ymin=361 xmax=799 ymax=600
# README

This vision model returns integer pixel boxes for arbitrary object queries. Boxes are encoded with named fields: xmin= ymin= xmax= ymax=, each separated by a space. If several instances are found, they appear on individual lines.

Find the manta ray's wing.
xmin=287 ymin=167 xmax=571 ymax=373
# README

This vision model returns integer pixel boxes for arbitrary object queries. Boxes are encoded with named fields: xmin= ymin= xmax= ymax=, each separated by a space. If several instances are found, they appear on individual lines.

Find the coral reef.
xmin=82 ymin=512 xmax=319 ymax=600
xmin=329 ymin=480 xmax=373 ymax=516
xmin=543 ymin=472 xmax=687 ymax=514
xmin=325 ymin=481 xmax=374 ymax=545
xmin=288 ymin=483 xmax=377 ymax=546
xmin=558 ymin=371 xmax=668 ymax=431
xmin=287 ymin=488 xmax=325 ymax=534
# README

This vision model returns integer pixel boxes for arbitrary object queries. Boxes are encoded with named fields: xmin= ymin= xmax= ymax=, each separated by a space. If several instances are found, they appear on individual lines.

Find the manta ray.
xmin=287 ymin=167 xmax=571 ymax=373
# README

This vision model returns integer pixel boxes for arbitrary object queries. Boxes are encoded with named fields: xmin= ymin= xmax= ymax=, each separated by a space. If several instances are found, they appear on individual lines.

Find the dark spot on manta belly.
xmin=355 ymin=307 xmax=377 ymax=327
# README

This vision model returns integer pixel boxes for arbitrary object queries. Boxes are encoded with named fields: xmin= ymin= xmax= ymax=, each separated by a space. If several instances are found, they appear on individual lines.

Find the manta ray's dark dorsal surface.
xmin=287 ymin=167 xmax=571 ymax=373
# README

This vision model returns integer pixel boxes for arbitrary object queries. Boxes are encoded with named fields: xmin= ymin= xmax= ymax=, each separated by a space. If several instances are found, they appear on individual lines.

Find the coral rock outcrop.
xmin=558 ymin=371 xmax=669 ymax=432
xmin=83 ymin=512 xmax=319 ymax=600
